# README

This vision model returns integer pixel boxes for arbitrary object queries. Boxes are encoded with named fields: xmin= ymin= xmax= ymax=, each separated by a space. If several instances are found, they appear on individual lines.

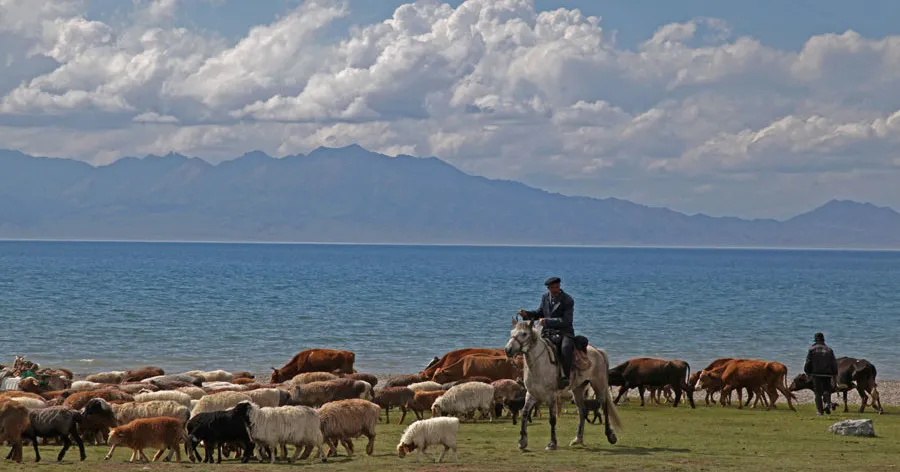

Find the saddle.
xmin=542 ymin=330 xmax=592 ymax=373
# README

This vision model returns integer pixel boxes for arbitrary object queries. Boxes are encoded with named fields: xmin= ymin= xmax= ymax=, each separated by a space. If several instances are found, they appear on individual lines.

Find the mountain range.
xmin=1 ymin=145 xmax=899 ymax=248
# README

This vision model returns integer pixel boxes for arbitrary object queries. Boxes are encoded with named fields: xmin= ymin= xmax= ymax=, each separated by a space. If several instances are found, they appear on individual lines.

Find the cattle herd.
xmin=0 ymin=346 xmax=886 ymax=464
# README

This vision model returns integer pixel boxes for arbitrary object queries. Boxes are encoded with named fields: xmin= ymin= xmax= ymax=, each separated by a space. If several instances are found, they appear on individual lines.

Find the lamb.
xmin=18 ymin=406 xmax=86 ymax=462
xmin=384 ymin=374 xmax=427 ymax=388
xmin=407 ymin=381 xmax=443 ymax=393
xmin=185 ymin=408 xmax=254 ymax=463
xmin=342 ymin=373 xmax=378 ymax=388
xmin=246 ymin=388 xmax=291 ymax=407
xmin=175 ymin=386 xmax=206 ymax=400
xmin=134 ymin=391 xmax=192 ymax=408
xmin=317 ymin=398 xmax=380 ymax=457
xmin=431 ymin=382 xmax=494 ymax=422
xmin=190 ymin=391 xmax=252 ymax=418
xmin=291 ymin=371 xmax=338 ymax=385
xmin=373 ymin=387 xmax=415 ymax=424
xmin=123 ymin=367 xmax=165 ymax=383
xmin=396 ymin=416 xmax=459 ymax=463
xmin=0 ymin=400 xmax=30 ymax=463
xmin=104 ymin=416 xmax=187 ymax=463
xmin=63 ymin=389 xmax=135 ymax=410
xmin=86 ymin=371 xmax=126 ymax=384
xmin=412 ymin=390 xmax=445 ymax=420
xmin=112 ymin=400 xmax=191 ymax=426
xmin=233 ymin=401 xmax=325 ymax=463
xmin=290 ymin=379 xmax=373 ymax=408
xmin=76 ymin=398 xmax=118 ymax=445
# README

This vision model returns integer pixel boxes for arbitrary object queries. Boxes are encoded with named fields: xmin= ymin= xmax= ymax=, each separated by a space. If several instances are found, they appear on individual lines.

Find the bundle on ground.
xmin=397 ymin=416 xmax=459 ymax=463
xmin=104 ymin=416 xmax=187 ymax=463
xmin=233 ymin=401 xmax=325 ymax=463
xmin=431 ymin=382 xmax=494 ymax=422
xmin=317 ymin=398 xmax=380 ymax=457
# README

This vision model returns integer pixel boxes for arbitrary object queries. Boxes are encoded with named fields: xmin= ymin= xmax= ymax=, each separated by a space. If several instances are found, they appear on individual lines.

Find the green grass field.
xmin=2 ymin=403 xmax=897 ymax=472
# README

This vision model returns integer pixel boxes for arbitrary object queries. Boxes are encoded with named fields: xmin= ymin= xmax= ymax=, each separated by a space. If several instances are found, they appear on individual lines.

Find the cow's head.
xmin=788 ymin=373 xmax=812 ymax=392
xmin=695 ymin=370 xmax=722 ymax=391
xmin=431 ymin=368 xmax=452 ymax=385
xmin=269 ymin=367 xmax=285 ymax=384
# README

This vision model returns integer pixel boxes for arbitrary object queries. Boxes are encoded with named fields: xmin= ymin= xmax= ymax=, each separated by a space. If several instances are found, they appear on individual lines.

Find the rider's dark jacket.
xmin=523 ymin=290 xmax=575 ymax=336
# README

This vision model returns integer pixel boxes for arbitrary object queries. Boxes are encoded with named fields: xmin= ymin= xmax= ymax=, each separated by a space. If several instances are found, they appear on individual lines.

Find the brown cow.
xmin=698 ymin=359 xmax=795 ymax=411
xmin=608 ymin=358 xmax=695 ymax=408
xmin=270 ymin=349 xmax=355 ymax=383
xmin=421 ymin=348 xmax=505 ymax=379
xmin=431 ymin=355 xmax=522 ymax=384
xmin=691 ymin=358 xmax=755 ymax=406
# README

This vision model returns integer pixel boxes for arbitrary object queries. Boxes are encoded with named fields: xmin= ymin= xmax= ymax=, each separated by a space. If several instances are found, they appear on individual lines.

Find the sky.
xmin=1 ymin=0 xmax=900 ymax=219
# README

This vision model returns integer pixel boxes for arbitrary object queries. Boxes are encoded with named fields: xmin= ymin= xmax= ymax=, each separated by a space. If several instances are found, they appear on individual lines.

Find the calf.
xmin=609 ymin=358 xmax=695 ymax=408
xmin=701 ymin=359 xmax=795 ymax=411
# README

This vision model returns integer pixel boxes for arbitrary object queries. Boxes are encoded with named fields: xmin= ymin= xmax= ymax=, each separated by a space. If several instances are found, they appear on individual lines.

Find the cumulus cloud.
xmin=0 ymin=0 xmax=898 ymax=218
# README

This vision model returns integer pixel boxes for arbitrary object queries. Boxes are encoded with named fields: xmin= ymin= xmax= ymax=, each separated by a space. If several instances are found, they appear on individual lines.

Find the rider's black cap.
xmin=544 ymin=277 xmax=561 ymax=286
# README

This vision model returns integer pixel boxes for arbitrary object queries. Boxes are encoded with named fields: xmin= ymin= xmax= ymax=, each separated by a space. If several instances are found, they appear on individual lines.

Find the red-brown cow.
xmin=431 ymin=355 xmax=522 ymax=384
xmin=421 ymin=348 xmax=505 ymax=379
xmin=697 ymin=359 xmax=795 ymax=411
xmin=269 ymin=349 xmax=355 ymax=383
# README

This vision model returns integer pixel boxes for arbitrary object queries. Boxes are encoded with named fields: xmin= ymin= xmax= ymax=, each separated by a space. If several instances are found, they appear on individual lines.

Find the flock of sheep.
xmin=0 ymin=363 xmax=514 ymax=464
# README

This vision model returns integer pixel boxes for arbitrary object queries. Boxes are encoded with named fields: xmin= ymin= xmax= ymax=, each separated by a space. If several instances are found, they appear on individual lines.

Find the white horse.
xmin=504 ymin=318 xmax=621 ymax=450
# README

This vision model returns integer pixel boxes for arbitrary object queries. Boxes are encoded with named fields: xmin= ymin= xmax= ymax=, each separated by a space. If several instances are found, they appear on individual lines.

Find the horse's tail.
xmin=597 ymin=349 xmax=623 ymax=431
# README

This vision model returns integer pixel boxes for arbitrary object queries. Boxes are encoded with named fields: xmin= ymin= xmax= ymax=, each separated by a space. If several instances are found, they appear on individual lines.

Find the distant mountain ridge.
xmin=1 ymin=146 xmax=899 ymax=248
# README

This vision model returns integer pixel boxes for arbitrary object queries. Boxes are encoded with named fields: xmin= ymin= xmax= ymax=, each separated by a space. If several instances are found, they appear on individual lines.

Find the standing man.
xmin=519 ymin=277 xmax=575 ymax=388
xmin=804 ymin=332 xmax=838 ymax=416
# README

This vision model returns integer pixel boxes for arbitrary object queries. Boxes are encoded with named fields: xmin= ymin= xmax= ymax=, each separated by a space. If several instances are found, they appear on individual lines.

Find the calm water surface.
xmin=1 ymin=242 xmax=897 ymax=378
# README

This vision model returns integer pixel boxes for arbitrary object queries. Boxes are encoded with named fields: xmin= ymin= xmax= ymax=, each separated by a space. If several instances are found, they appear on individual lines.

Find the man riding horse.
xmin=518 ymin=276 xmax=575 ymax=389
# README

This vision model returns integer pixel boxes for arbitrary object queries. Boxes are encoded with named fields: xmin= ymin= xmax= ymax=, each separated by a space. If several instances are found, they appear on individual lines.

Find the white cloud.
xmin=0 ymin=0 xmax=899 ymax=218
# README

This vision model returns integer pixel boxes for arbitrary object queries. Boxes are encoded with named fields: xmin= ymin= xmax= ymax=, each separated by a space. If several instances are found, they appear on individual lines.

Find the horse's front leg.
xmin=518 ymin=393 xmax=538 ymax=451
xmin=546 ymin=396 xmax=558 ymax=451
xmin=570 ymin=386 xmax=587 ymax=447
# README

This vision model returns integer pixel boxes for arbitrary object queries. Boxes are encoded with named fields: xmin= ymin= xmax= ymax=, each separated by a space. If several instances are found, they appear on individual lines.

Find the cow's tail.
xmin=684 ymin=363 xmax=693 ymax=392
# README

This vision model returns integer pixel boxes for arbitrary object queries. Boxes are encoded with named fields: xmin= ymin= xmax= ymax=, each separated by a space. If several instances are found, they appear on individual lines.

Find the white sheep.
xmin=407 ymin=381 xmax=443 ymax=393
xmin=134 ymin=391 xmax=192 ymax=408
xmin=190 ymin=391 xmax=252 ymax=418
xmin=234 ymin=401 xmax=325 ymax=463
xmin=431 ymin=382 xmax=494 ymax=422
xmin=246 ymin=388 xmax=291 ymax=408
xmin=71 ymin=380 xmax=103 ymax=390
xmin=397 ymin=416 xmax=459 ymax=463
xmin=184 ymin=370 xmax=235 ymax=382
xmin=201 ymin=381 xmax=247 ymax=391
xmin=86 ymin=371 xmax=126 ymax=384
xmin=111 ymin=400 xmax=190 ymax=426
xmin=175 ymin=387 xmax=206 ymax=400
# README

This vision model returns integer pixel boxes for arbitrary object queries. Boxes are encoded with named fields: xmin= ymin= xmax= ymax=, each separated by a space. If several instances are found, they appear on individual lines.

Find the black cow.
xmin=789 ymin=357 xmax=883 ymax=414
xmin=609 ymin=358 xmax=696 ymax=408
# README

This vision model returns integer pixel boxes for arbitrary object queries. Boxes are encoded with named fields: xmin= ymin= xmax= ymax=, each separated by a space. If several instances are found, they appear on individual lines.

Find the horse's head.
xmin=505 ymin=317 xmax=538 ymax=358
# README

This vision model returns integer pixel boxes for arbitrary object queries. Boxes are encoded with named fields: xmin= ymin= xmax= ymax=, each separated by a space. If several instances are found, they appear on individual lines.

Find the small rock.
xmin=828 ymin=419 xmax=875 ymax=437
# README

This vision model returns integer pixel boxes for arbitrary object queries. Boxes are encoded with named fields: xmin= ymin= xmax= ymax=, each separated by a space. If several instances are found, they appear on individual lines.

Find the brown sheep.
xmin=411 ymin=390 xmax=446 ymax=420
xmin=290 ymin=379 xmax=373 ymax=408
xmin=0 ymin=400 xmax=30 ymax=463
xmin=0 ymin=392 xmax=46 ymax=401
xmin=63 ymin=389 xmax=135 ymax=410
xmin=123 ymin=367 xmax=165 ymax=383
xmin=384 ymin=374 xmax=426 ymax=389
xmin=373 ymin=387 xmax=415 ymax=424
xmin=105 ymin=417 xmax=186 ymax=463
xmin=342 ymin=373 xmax=378 ymax=388
xmin=317 ymin=399 xmax=380 ymax=457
